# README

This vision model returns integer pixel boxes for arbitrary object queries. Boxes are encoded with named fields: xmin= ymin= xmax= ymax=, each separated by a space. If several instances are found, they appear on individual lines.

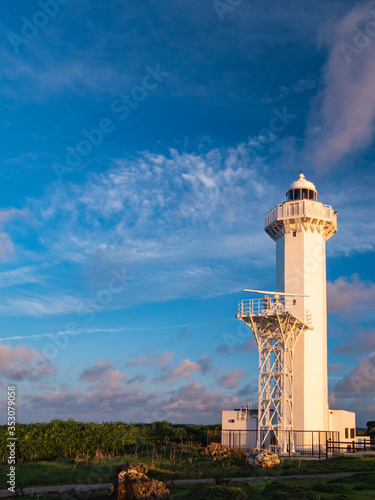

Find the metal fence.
xmin=207 ymin=429 xmax=340 ymax=458
xmin=326 ymin=439 xmax=375 ymax=457
xmin=237 ymin=297 xmax=312 ymax=327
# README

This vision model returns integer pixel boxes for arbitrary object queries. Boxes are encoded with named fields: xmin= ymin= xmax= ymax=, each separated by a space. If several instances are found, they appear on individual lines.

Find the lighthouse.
xmin=221 ymin=173 xmax=356 ymax=454
xmin=266 ymin=172 xmax=335 ymax=432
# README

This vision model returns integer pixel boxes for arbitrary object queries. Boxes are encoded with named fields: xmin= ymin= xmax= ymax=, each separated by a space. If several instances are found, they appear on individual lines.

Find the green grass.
xmin=1 ymin=445 xmax=375 ymax=489
xmin=170 ymin=474 xmax=375 ymax=499
xmin=278 ymin=455 xmax=375 ymax=474
xmin=8 ymin=473 xmax=375 ymax=499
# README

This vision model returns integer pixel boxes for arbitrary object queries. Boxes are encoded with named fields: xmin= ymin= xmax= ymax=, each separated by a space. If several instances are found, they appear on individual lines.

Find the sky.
xmin=0 ymin=0 xmax=374 ymax=427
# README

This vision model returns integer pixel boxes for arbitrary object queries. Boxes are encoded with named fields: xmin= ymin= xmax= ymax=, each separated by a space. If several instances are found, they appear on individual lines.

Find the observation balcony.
xmin=265 ymin=200 xmax=337 ymax=241
xmin=237 ymin=296 xmax=312 ymax=328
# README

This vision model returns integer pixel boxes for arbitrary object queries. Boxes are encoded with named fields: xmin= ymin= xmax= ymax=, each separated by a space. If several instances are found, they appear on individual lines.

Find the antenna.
xmin=243 ymin=289 xmax=309 ymax=297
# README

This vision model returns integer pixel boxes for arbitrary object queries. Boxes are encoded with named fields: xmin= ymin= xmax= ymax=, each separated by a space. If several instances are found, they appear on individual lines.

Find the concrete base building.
xmin=221 ymin=174 xmax=356 ymax=454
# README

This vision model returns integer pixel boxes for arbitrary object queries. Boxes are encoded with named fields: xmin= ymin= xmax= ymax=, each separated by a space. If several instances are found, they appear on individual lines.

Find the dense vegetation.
xmin=367 ymin=420 xmax=375 ymax=437
xmin=0 ymin=419 xmax=220 ymax=462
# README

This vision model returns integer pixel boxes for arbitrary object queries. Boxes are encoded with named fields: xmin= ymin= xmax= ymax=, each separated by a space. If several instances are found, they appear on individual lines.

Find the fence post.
xmin=364 ymin=439 xmax=366 ymax=452
xmin=318 ymin=432 xmax=321 ymax=460
xmin=311 ymin=431 xmax=314 ymax=456
xmin=288 ymin=431 xmax=291 ymax=458
xmin=326 ymin=439 xmax=328 ymax=460
xmin=352 ymin=440 xmax=355 ymax=454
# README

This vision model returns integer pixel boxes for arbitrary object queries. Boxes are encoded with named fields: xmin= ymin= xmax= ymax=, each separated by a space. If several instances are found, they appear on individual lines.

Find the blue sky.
xmin=0 ymin=0 xmax=374 ymax=426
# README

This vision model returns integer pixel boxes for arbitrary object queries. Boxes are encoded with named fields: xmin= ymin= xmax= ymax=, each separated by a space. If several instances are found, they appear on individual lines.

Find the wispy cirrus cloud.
xmin=0 ymin=293 xmax=80 ymax=317
xmin=0 ymin=265 xmax=45 ymax=288
xmin=305 ymin=1 xmax=375 ymax=169
xmin=0 ymin=208 xmax=28 ymax=262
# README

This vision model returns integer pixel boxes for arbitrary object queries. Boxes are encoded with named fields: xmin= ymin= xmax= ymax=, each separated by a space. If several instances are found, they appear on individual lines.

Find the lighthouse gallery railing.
xmin=238 ymin=297 xmax=312 ymax=327
xmin=265 ymin=201 xmax=337 ymax=229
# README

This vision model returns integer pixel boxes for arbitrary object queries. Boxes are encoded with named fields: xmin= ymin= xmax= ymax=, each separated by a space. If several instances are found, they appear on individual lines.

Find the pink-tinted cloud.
xmin=328 ymin=363 xmax=344 ymax=373
xmin=22 ymin=386 xmax=159 ymax=422
xmin=0 ymin=209 xmax=28 ymax=261
xmin=333 ymin=328 xmax=375 ymax=357
xmin=101 ymin=369 xmax=127 ymax=389
xmin=162 ymin=382 xmax=240 ymax=421
xmin=174 ymin=359 xmax=200 ymax=378
xmin=18 ymin=375 xmax=247 ymax=424
xmin=79 ymin=358 xmax=114 ymax=382
xmin=155 ymin=355 xmax=212 ymax=381
xmin=328 ymin=274 xmax=375 ymax=314
xmin=0 ymin=233 xmax=15 ymax=261
xmin=197 ymin=354 xmax=212 ymax=374
xmin=216 ymin=339 xmax=255 ymax=355
xmin=305 ymin=2 xmax=375 ymax=169
xmin=0 ymin=343 xmax=55 ymax=381
xmin=125 ymin=352 xmax=174 ymax=368
xmin=218 ymin=369 xmax=245 ymax=388
xmin=332 ymin=354 xmax=375 ymax=398
xmin=0 ymin=208 xmax=28 ymax=223
xmin=330 ymin=354 xmax=375 ymax=426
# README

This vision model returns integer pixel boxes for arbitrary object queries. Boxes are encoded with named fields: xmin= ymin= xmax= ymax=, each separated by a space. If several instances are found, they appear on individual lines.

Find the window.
xmin=302 ymin=188 xmax=308 ymax=199
xmin=287 ymin=191 xmax=293 ymax=201
xmin=294 ymin=189 xmax=301 ymax=200
xmin=345 ymin=428 xmax=349 ymax=439
xmin=350 ymin=428 xmax=355 ymax=439
xmin=228 ymin=419 xmax=235 ymax=423
xmin=293 ymin=232 xmax=297 ymax=238
xmin=308 ymin=190 xmax=314 ymax=200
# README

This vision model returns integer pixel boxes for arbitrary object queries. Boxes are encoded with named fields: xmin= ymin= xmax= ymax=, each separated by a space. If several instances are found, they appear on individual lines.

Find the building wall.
xmin=222 ymin=410 xmax=258 ymax=431
xmin=221 ymin=409 xmax=258 ymax=450
xmin=276 ymin=227 xmax=329 ymax=431
xmin=329 ymin=410 xmax=356 ymax=443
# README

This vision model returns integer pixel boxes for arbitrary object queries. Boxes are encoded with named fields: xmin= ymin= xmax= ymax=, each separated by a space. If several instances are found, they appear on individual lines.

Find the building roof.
xmin=287 ymin=173 xmax=317 ymax=194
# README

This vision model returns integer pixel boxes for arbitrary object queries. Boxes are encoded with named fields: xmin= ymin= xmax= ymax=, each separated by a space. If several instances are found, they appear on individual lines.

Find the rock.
xmin=200 ymin=443 xmax=233 ymax=461
xmin=109 ymin=463 xmax=170 ymax=499
xmin=116 ymin=462 xmax=149 ymax=475
xmin=246 ymin=448 xmax=280 ymax=469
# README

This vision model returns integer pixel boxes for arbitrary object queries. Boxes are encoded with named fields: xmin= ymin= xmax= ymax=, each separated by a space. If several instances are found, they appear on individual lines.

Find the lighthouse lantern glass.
xmin=286 ymin=188 xmax=317 ymax=201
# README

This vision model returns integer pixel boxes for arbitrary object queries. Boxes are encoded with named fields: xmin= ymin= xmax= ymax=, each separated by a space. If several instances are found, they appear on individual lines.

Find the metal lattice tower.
xmin=237 ymin=294 xmax=312 ymax=452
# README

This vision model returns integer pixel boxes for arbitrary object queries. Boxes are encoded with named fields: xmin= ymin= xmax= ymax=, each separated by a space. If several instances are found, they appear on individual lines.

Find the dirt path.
xmin=0 ymin=471 xmax=360 ymax=498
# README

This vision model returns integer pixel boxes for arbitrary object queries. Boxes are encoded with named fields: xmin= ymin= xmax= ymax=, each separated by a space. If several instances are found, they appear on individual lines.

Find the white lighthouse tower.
xmin=221 ymin=173 xmax=356 ymax=453
xmin=266 ymin=172 xmax=335 ymax=432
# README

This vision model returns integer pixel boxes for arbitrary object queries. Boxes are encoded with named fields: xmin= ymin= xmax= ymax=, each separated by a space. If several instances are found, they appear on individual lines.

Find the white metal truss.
xmin=237 ymin=296 xmax=312 ymax=453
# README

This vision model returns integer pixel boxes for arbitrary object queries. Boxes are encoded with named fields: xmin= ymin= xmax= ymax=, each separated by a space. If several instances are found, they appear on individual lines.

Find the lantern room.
xmin=286 ymin=172 xmax=317 ymax=201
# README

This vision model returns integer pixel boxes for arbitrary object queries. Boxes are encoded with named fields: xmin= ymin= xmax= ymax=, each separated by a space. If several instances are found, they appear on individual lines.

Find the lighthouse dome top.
xmin=286 ymin=173 xmax=317 ymax=201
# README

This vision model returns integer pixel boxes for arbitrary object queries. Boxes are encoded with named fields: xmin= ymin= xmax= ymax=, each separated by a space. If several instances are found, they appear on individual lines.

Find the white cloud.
xmin=0 ymin=266 xmax=45 ymax=288
xmin=0 ymin=293 xmax=80 ymax=317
